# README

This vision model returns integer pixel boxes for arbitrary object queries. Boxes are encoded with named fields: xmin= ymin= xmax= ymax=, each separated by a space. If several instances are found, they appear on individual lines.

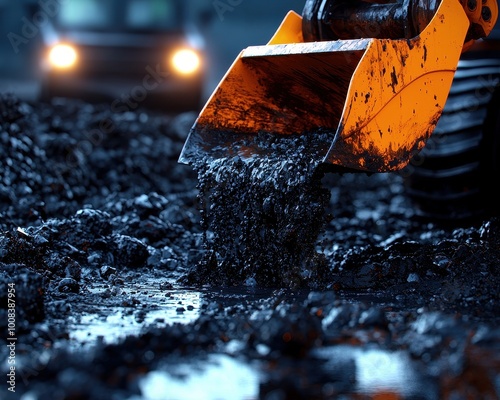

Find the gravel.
xmin=0 ymin=92 xmax=499 ymax=400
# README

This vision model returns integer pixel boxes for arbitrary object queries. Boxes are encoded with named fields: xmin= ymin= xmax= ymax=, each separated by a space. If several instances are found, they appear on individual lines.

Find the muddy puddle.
xmin=67 ymin=285 xmax=203 ymax=350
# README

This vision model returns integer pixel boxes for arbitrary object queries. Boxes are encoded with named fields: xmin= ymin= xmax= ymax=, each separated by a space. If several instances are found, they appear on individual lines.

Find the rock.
xmin=111 ymin=234 xmax=149 ymax=269
xmin=57 ymin=278 xmax=80 ymax=293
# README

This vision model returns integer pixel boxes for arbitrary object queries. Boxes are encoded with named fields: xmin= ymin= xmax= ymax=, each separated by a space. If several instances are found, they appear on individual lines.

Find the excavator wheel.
xmin=403 ymin=38 xmax=500 ymax=222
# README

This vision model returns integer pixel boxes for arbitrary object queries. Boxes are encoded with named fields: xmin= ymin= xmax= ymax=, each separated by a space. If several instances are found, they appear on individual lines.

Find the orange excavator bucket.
xmin=179 ymin=0 xmax=498 ymax=173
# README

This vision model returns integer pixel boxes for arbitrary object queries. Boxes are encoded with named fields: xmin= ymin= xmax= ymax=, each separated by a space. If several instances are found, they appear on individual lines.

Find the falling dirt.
xmin=186 ymin=130 xmax=336 ymax=288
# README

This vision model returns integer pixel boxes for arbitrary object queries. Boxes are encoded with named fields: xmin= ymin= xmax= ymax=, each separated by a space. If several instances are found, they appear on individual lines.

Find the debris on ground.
xmin=0 ymin=93 xmax=499 ymax=399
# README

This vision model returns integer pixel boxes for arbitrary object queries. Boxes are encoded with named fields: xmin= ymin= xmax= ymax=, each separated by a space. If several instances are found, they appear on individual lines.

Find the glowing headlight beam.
xmin=49 ymin=44 xmax=78 ymax=69
xmin=171 ymin=49 xmax=201 ymax=75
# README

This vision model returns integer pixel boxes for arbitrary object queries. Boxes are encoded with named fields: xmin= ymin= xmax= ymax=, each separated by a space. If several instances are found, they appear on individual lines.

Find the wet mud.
xmin=186 ymin=131 xmax=336 ymax=288
xmin=0 ymin=93 xmax=499 ymax=399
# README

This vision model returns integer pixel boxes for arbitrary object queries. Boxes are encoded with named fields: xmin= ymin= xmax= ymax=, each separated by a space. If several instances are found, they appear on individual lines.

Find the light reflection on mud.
xmin=68 ymin=287 xmax=202 ymax=349
xmin=315 ymin=345 xmax=434 ymax=398
xmin=134 ymin=354 xmax=260 ymax=400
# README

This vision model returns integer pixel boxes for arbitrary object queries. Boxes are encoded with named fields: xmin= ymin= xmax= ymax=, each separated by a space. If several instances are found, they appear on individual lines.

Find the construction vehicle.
xmin=179 ymin=0 xmax=499 ymax=220
xmin=36 ymin=0 xmax=207 ymax=112
xmin=404 ymin=19 xmax=500 ymax=221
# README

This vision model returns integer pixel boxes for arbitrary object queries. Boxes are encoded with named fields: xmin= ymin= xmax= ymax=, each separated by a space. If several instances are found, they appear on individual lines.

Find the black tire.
xmin=404 ymin=54 xmax=500 ymax=222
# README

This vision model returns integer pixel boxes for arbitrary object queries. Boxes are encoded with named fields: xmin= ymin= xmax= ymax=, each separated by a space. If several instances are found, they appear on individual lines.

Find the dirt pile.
xmin=0 ymin=93 xmax=499 ymax=399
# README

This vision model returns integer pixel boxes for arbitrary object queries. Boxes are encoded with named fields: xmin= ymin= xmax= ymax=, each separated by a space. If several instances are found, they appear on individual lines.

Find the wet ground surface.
xmin=0 ymin=93 xmax=499 ymax=399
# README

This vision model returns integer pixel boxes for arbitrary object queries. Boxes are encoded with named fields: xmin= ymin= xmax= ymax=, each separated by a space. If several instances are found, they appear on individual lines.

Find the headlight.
xmin=48 ymin=44 xmax=78 ymax=69
xmin=171 ymin=49 xmax=201 ymax=75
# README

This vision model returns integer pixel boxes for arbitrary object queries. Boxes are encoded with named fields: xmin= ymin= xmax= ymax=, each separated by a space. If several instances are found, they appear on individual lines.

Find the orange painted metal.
xmin=461 ymin=0 xmax=498 ymax=38
xmin=326 ymin=0 xmax=469 ymax=171
xmin=179 ymin=0 xmax=498 ymax=172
